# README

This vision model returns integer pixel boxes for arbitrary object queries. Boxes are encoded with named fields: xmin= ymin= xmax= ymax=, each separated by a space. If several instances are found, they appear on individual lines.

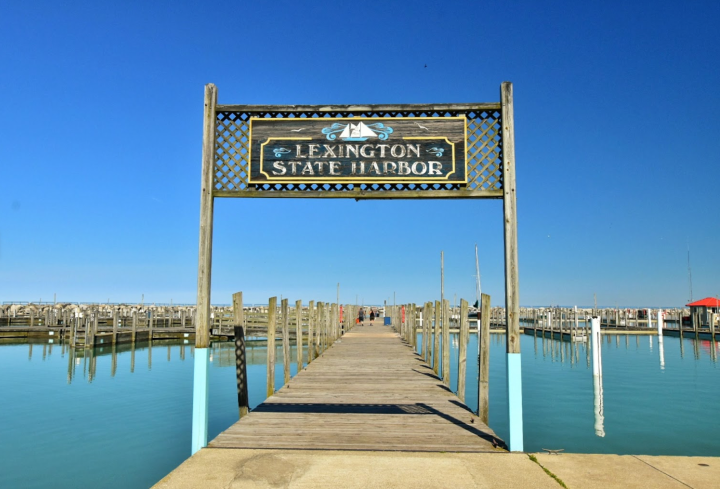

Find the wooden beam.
xmin=479 ymin=293 xmax=491 ymax=424
xmin=267 ymin=297 xmax=277 ymax=397
xmin=442 ymin=299 xmax=450 ymax=387
xmin=232 ymin=292 xmax=248 ymax=418
xmin=216 ymin=102 xmax=501 ymax=113
xmin=501 ymin=81 xmax=523 ymax=452
xmin=196 ymin=83 xmax=217 ymax=349
xmin=308 ymin=300 xmax=315 ymax=362
xmin=213 ymin=189 xmax=503 ymax=200
xmin=457 ymin=299 xmax=469 ymax=403
xmin=282 ymin=299 xmax=290 ymax=385
xmin=295 ymin=300 xmax=303 ymax=373
xmin=423 ymin=302 xmax=431 ymax=363
xmin=501 ymin=81 xmax=520 ymax=355
xmin=433 ymin=300 xmax=441 ymax=375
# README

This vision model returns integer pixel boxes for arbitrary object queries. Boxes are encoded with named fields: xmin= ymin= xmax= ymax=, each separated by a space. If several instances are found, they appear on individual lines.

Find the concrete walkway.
xmin=153 ymin=449 xmax=720 ymax=488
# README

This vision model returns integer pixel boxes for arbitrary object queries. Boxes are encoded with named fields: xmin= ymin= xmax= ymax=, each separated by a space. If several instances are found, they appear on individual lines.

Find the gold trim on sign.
xmin=248 ymin=116 xmax=468 ymax=184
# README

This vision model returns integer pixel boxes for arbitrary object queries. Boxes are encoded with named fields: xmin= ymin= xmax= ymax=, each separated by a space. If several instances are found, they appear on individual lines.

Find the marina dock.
xmin=210 ymin=322 xmax=502 ymax=452
xmin=155 ymin=318 xmax=720 ymax=489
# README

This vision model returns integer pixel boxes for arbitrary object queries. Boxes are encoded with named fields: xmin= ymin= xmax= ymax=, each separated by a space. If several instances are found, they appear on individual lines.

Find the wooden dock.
xmin=210 ymin=322 xmax=503 ymax=452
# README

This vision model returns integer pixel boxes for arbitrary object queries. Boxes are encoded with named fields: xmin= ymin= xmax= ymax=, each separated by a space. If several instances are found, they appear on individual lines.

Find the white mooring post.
xmin=590 ymin=316 xmax=605 ymax=436
xmin=658 ymin=309 xmax=665 ymax=369
xmin=591 ymin=316 xmax=602 ymax=378
xmin=192 ymin=83 xmax=217 ymax=455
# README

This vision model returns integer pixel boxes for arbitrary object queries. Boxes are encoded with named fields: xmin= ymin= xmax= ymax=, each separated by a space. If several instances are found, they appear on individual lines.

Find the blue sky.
xmin=1 ymin=1 xmax=718 ymax=308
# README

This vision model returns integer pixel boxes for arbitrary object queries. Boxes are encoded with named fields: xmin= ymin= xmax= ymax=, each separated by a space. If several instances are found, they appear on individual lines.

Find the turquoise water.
xmin=1 ymin=333 xmax=718 ymax=488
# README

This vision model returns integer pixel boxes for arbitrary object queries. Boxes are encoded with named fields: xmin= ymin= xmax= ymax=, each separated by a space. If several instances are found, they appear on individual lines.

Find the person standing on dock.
xmin=358 ymin=307 xmax=365 ymax=326
xmin=369 ymin=308 xmax=375 ymax=325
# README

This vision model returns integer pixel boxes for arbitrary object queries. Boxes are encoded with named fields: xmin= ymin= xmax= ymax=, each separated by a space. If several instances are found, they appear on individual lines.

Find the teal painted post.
xmin=191 ymin=348 xmax=210 ymax=453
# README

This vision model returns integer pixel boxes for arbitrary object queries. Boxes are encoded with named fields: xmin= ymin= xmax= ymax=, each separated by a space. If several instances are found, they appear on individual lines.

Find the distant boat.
xmin=340 ymin=122 xmax=377 ymax=141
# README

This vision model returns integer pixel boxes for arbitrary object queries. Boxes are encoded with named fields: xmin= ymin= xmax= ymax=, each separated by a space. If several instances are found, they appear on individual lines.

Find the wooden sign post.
xmin=192 ymin=82 xmax=524 ymax=453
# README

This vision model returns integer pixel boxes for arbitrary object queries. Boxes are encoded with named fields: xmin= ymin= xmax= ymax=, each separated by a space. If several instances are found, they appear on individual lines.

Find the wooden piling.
xmin=318 ymin=302 xmax=325 ymax=354
xmin=232 ymin=292 xmax=249 ymax=418
xmin=711 ymin=312 xmax=716 ymax=338
xmin=423 ymin=302 xmax=431 ymax=362
xmin=281 ymin=299 xmax=290 ymax=385
xmin=442 ymin=299 xmax=450 ymax=387
xmin=308 ymin=300 xmax=315 ymax=362
xmin=458 ymin=299 xmax=469 ymax=402
xmin=195 ymin=84 xmax=217 ymax=352
xmin=267 ymin=297 xmax=277 ymax=397
xmin=112 ymin=308 xmax=118 ymax=344
xmin=433 ymin=300 xmax=441 ymax=375
xmin=132 ymin=310 xmax=137 ymax=342
xmin=479 ymin=293 xmax=491 ymax=424
xmin=678 ymin=309 xmax=683 ymax=337
xmin=558 ymin=308 xmax=563 ymax=340
xmin=316 ymin=302 xmax=322 ymax=356
xmin=295 ymin=300 xmax=303 ymax=372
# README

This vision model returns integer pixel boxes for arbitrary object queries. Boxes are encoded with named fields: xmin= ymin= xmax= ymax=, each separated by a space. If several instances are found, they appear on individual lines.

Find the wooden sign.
xmin=248 ymin=117 xmax=467 ymax=184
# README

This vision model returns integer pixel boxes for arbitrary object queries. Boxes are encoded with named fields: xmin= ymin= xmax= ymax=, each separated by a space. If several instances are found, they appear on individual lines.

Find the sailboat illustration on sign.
xmin=339 ymin=122 xmax=378 ymax=141
xmin=321 ymin=121 xmax=393 ymax=141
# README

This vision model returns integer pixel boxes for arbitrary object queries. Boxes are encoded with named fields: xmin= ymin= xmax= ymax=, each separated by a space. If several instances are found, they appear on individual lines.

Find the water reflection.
xmin=593 ymin=375 xmax=605 ymax=437
xmin=659 ymin=335 xmax=665 ymax=370
xmin=19 ymin=338 xmax=307 ymax=385
xmin=5 ymin=330 xmax=720 ymax=459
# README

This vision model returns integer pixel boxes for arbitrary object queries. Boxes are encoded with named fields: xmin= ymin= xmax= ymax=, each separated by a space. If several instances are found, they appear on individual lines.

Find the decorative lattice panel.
xmin=214 ymin=108 xmax=503 ymax=197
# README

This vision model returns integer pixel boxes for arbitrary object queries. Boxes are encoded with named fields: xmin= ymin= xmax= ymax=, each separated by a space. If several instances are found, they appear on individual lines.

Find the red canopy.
xmin=686 ymin=297 xmax=720 ymax=307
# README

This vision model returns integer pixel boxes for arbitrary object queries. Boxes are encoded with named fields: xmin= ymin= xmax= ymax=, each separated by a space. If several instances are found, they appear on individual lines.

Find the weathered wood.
xmin=315 ymin=302 xmax=322 ymax=357
xmin=92 ymin=311 xmax=99 ymax=346
xmin=479 ymin=293 xmax=491 ymax=424
xmin=210 ymin=323 xmax=502 ymax=453
xmin=282 ymin=299 xmax=290 ymax=385
xmin=195 ymin=83 xmax=218 ymax=349
xmin=331 ymin=303 xmax=338 ymax=343
xmin=295 ymin=300 xmax=303 ymax=373
xmin=423 ymin=302 xmax=431 ymax=362
xmin=442 ymin=299 xmax=450 ymax=387
xmin=267 ymin=297 xmax=277 ymax=397
xmin=112 ymin=308 xmax=118 ymax=344
xmin=131 ymin=310 xmax=137 ymax=342
xmin=433 ymin=300 xmax=441 ymax=375
xmin=318 ymin=302 xmax=325 ymax=354
xmin=678 ymin=309 xmax=683 ymax=337
xmin=457 ymin=299 xmax=469 ymax=402
xmin=711 ymin=312 xmax=716 ymax=337
xmin=307 ymin=300 xmax=315 ymax=362
xmin=213 ymin=189 xmax=504 ymax=200
xmin=233 ymin=292 xmax=249 ymax=418
xmin=217 ymin=102 xmax=501 ymax=113
xmin=501 ymin=82 xmax=520 ymax=355
xmin=411 ymin=303 xmax=417 ymax=349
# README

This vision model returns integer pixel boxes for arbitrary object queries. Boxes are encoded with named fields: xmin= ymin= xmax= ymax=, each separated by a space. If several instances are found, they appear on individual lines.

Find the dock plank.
xmin=209 ymin=323 xmax=504 ymax=452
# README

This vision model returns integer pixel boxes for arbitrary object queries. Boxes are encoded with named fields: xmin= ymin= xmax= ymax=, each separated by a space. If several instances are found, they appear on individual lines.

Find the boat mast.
xmin=475 ymin=244 xmax=481 ymax=305
xmin=687 ymin=242 xmax=693 ymax=303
